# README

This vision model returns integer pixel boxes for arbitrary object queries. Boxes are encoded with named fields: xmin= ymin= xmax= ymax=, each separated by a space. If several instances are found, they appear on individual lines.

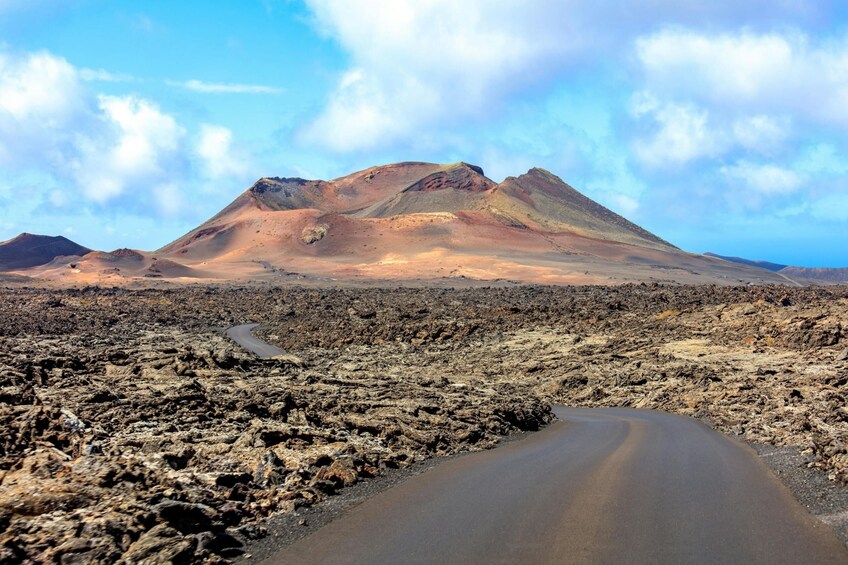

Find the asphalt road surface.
xmin=226 ymin=323 xmax=285 ymax=358
xmin=264 ymin=407 xmax=848 ymax=565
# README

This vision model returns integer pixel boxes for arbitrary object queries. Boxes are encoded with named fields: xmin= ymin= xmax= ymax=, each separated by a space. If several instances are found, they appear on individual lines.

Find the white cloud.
xmin=300 ymin=0 xmax=827 ymax=153
xmin=635 ymin=29 xmax=848 ymax=127
xmin=630 ymin=98 xmax=793 ymax=168
xmin=629 ymin=28 xmax=848 ymax=173
xmin=170 ymin=79 xmax=283 ymax=94
xmin=79 ymin=68 xmax=135 ymax=82
xmin=70 ymin=95 xmax=185 ymax=203
xmin=0 ymin=51 xmax=83 ymax=121
xmin=195 ymin=124 xmax=249 ymax=179
xmin=49 ymin=190 xmax=68 ymax=208
xmin=101 ymin=95 xmax=182 ymax=173
xmin=608 ymin=194 xmax=640 ymax=216
xmin=0 ymin=51 xmax=88 ymax=168
xmin=732 ymin=115 xmax=791 ymax=154
xmin=301 ymin=0 xmax=595 ymax=152
xmin=153 ymin=183 xmax=185 ymax=216
xmin=302 ymin=68 xmax=434 ymax=152
xmin=0 ymin=50 xmax=210 ymax=216
xmin=0 ymin=49 xmax=264 ymax=220
xmin=722 ymin=161 xmax=804 ymax=195
xmin=632 ymin=101 xmax=719 ymax=167
xmin=636 ymin=31 xmax=794 ymax=104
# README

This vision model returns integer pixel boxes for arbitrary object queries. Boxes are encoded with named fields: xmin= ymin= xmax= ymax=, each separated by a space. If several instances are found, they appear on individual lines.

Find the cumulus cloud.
xmin=635 ymin=29 xmax=848 ymax=127
xmin=70 ymin=95 xmax=185 ymax=202
xmin=630 ymin=95 xmax=793 ymax=168
xmin=0 ymin=50 xmax=88 ymax=168
xmin=722 ymin=161 xmax=804 ymax=195
xmin=195 ymin=124 xmax=250 ymax=179
xmin=300 ymin=0 xmax=601 ymax=152
xmin=732 ymin=115 xmax=791 ymax=154
xmin=608 ymin=194 xmax=640 ymax=216
xmin=153 ymin=183 xmax=186 ymax=216
xmin=48 ymin=190 xmax=68 ymax=208
xmin=0 ymin=49 xmax=257 ymax=218
xmin=626 ymin=20 xmax=848 ymax=241
xmin=300 ymin=0 xmax=826 ymax=153
xmin=628 ymin=30 xmax=823 ymax=168
xmin=636 ymin=31 xmax=795 ymax=104
xmin=631 ymin=98 xmax=718 ymax=168
xmin=0 ymin=51 xmax=83 ymax=121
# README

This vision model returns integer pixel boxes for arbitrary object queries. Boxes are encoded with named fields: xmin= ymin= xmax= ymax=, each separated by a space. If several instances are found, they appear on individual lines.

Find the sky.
xmin=1 ymin=0 xmax=847 ymax=267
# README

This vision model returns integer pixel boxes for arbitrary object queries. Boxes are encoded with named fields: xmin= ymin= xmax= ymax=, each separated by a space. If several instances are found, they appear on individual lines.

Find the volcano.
xmin=153 ymin=161 xmax=790 ymax=285
xmin=0 ymin=233 xmax=90 ymax=271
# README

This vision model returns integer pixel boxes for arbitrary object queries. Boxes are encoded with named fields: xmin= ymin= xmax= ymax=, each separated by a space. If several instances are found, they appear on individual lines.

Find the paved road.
xmin=265 ymin=407 xmax=848 ymax=565
xmin=225 ymin=323 xmax=286 ymax=358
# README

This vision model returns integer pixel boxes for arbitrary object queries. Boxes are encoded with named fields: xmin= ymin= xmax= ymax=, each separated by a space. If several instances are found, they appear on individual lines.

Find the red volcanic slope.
xmin=152 ymin=161 xmax=792 ymax=285
xmin=162 ymin=162 xmax=671 ymax=255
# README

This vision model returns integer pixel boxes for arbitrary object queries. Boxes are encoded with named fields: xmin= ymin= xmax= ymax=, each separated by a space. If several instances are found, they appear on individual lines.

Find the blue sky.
xmin=1 ymin=0 xmax=847 ymax=266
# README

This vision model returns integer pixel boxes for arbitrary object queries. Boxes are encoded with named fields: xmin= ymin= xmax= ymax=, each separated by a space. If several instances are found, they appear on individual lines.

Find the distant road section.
xmin=226 ymin=323 xmax=285 ymax=358
xmin=265 ymin=407 xmax=848 ymax=565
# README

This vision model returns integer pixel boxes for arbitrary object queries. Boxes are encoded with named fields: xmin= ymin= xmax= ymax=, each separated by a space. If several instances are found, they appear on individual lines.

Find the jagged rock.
xmin=153 ymin=500 xmax=221 ymax=535
xmin=122 ymin=524 xmax=197 ymax=564
xmin=0 ymin=284 xmax=845 ymax=563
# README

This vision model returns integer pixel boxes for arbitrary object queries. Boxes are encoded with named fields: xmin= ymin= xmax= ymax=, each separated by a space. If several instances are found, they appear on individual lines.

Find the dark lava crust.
xmin=0 ymin=284 xmax=846 ymax=562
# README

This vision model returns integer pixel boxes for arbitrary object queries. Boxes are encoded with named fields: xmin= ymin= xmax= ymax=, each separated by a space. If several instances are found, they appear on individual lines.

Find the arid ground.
xmin=1 ymin=284 xmax=846 ymax=563
xmin=5 ymin=163 xmax=801 ymax=287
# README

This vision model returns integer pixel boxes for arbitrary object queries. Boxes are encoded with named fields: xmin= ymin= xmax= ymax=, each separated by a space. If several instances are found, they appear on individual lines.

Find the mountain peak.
xmin=161 ymin=159 xmax=679 ymax=264
xmin=456 ymin=162 xmax=485 ymax=176
xmin=12 ymin=159 xmax=793 ymax=286
xmin=403 ymin=162 xmax=494 ymax=194
xmin=0 ymin=232 xmax=91 ymax=271
xmin=249 ymin=177 xmax=310 ymax=195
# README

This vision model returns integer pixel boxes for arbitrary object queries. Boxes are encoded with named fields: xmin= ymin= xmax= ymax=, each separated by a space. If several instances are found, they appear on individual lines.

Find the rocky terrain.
xmin=0 ymin=284 xmax=846 ymax=562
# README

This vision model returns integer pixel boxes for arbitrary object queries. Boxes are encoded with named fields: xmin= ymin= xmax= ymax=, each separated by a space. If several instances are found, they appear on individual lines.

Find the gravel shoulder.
xmin=752 ymin=442 xmax=848 ymax=546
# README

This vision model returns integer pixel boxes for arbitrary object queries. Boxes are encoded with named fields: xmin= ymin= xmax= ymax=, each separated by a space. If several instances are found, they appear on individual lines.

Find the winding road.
xmin=224 ymin=328 xmax=847 ymax=564
xmin=264 ymin=408 xmax=847 ymax=564
xmin=226 ymin=323 xmax=286 ymax=358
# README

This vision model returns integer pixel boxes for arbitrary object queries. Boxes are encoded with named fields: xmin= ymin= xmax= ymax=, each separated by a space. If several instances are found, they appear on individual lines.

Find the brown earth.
xmin=0 ymin=284 xmax=846 ymax=563
xmin=12 ymin=162 xmax=796 ymax=286
xmin=150 ymin=162 xmax=793 ymax=285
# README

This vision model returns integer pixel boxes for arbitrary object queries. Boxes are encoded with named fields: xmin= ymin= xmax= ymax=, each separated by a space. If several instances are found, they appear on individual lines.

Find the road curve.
xmin=264 ymin=407 xmax=848 ymax=565
xmin=226 ymin=323 xmax=286 ymax=358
